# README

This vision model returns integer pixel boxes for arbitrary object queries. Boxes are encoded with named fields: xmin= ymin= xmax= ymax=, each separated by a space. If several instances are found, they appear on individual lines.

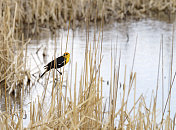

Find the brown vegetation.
xmin=0 ymin=0 xmax=176 ymax=33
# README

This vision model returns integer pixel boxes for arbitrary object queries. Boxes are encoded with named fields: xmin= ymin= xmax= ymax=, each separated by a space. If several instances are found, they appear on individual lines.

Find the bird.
xmin=40 ymin=52 xmax=70 ymax=78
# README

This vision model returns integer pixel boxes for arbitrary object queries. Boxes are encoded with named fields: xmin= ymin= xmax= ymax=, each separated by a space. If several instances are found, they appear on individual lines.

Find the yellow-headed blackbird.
xmin=40 ymin=52 xmax=70 ymax=78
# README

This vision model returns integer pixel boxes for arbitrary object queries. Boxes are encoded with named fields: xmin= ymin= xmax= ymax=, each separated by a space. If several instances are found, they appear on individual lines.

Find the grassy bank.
xmin=0 ymin=0 xmax=176 ymax=34
xmin=0 ymin=1 xmax=30 ymax=94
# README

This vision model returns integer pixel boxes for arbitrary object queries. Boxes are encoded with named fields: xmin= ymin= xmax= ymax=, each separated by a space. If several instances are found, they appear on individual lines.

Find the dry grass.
xmin=0 ymin=0 xmax=176 ymax=129
xmin=0 ymin=1 xmax=31 ymax=94
xmin=0 ymin=0 xmax=176 ymax=34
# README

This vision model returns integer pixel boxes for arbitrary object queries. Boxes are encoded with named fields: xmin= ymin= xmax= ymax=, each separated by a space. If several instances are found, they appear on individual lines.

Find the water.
xmin=1 ymin=18 xmax=176 ymax=127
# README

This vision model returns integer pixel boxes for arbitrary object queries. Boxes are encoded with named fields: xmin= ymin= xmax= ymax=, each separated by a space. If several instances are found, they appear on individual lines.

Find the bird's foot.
xmin=56 ymin=69 xmax=62 ymax=75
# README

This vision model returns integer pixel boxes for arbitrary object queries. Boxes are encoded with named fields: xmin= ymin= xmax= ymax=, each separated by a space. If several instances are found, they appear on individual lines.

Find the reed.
xmin=0 ymin=0 xmax=175 ymax=35
xmin=0 ymin=1 xmax=30 ymax=94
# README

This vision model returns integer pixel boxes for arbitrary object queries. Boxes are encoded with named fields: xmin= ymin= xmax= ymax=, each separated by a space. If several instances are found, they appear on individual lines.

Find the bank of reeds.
xmin=0 ymin=1 xmax=31 ymax=95
xmin=0 ymin=0 xmax=176 ymax=34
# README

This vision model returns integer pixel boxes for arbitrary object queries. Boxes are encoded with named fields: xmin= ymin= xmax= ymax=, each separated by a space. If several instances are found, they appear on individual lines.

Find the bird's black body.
xmin=40 ymin=56 xmax=66 ymax=77
xmin=44 ymin=56 xmax=66 ymax=71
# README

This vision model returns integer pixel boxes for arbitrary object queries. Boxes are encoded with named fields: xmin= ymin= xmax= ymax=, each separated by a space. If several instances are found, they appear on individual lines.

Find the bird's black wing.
xmin=44 ymin=56 xmax=65 ymax=71
xmin=56 ymin=56 xmax=66 ymax=68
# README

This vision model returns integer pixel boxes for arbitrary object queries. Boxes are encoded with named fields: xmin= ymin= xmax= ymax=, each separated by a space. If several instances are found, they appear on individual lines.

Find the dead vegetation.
xmin=0 ymin=0 xmax=176 ymax=34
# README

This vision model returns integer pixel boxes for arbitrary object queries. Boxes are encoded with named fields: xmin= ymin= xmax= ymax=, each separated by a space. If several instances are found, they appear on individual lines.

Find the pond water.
xmin=1 ymin=18 xmax=176 ymax=127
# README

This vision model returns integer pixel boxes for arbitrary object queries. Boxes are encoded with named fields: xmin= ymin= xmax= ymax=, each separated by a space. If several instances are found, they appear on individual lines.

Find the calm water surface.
xmin=1 ymin=18 xmax=176 ymax=126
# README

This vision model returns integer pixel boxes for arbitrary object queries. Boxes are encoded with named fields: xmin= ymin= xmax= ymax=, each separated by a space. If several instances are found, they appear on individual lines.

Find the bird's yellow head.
xmin=63 ymin=52 xmax=70 ymax=64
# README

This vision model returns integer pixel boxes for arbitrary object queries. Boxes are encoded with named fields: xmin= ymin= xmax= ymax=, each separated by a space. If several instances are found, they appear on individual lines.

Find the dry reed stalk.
xmin=1 ymin=0 xmax=175 ymax=35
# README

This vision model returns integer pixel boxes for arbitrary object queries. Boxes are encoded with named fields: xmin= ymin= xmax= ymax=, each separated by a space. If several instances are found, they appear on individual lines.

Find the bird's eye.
xmin=64 ymin=53 xmax=69 ymax=56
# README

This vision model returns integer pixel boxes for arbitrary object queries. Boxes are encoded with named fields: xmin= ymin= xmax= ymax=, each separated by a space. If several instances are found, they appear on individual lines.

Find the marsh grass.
xmin=0 ymin=0 xmax=176 ymax=35
xmin=0 ymin=0 xmax=176 ymax=129
xmin=0 ymin=1 xmax=31 ymax=94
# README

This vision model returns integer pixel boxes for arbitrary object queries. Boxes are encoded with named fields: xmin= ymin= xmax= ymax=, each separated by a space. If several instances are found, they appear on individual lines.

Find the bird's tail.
xmin=40 ymin=70 xmax=47 ymax=78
